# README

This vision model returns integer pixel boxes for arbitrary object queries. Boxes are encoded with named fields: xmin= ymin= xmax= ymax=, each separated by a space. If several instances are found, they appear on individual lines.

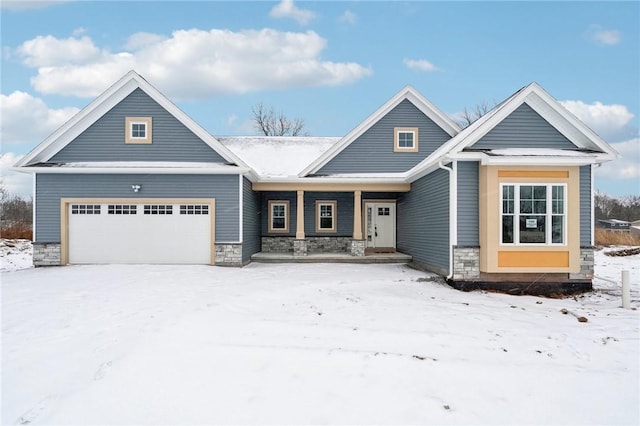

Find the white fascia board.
xmin=12 ymin=166 xmax=251 ymax=175
xmin=15 ymin=71 xmax=251 ymax=170
xmin=479 ymin=156 xmax=602 ymax=166
xmin=134 ymin=76 xmax=250 ymax=168
xmin=524 ymin=88 xmax=620 ymax=158
xmin=299 ymin=86 xmax=460 ymax=177
xmin=16 ymin=74 xmax=140 ymax=167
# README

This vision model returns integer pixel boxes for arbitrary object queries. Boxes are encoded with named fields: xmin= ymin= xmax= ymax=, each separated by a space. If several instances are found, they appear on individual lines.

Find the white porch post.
xmin=296 ymin=190 xmax=305 ymax=239
xmin=353 ymin=190 xmax=363 ymax=240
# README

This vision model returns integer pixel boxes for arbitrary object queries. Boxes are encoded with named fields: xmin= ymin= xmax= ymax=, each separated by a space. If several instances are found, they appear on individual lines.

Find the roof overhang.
xmin=14 ymin=71 xmax=250 ymax=169
xmin=298 ymin=86 xmax=461 ymax=177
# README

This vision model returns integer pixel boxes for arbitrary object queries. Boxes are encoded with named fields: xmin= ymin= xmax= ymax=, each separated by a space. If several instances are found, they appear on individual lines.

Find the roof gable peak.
xmin=16 ymin=70 xmax=248 ymax=169
xmin=298 ymin=85 xmax=460 ymax=176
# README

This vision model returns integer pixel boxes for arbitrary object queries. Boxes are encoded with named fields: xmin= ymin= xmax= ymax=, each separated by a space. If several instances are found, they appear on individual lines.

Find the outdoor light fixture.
xmin=131 ymin=184 xmax=142 ymax=192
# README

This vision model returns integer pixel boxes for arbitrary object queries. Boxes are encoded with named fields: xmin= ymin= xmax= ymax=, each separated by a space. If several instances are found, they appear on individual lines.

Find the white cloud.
xmin=0 ymin=91 xmax=80 ymax=145
xmin=585 ymin=25 xmax=622 ymax=46
xmin=403 ymin=58 xmax=440 ymax=72
xmin=0 ymin=153 xmax=33 ymax=199
xmin=339 ymin=10 xmax=357 ymax=24
xmin=124 ymin=32 xmax=168 ymax=51
xmin=17 ymin=35 xmax=102 ymax=67
xmin=560 ymin=100 xmax=634 ymax=142
xmin=595 ymin=138 xmax=640 ymax=181
xmin=17 ymin=30 xmax=371 ymax=99
xmin=269 ymin=0 xmax=315 ymax=25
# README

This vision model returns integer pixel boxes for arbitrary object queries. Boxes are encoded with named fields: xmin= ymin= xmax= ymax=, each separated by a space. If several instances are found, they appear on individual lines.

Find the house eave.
xmin=12 ymin=165 xmax=251 ymax=175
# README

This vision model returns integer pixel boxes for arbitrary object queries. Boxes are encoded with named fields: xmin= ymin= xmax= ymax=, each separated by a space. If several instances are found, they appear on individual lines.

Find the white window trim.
xmin=500 ymin=183 xmax=567 ymax=246
xmin=125 ymin=117 xmax=153 ymax=144
xmin=316 ymin=200 xmax=337 ymax=233
xmin=394 ymin=127 xmax=419 ymax=152
xmin=268 ymin=200 xmax=290 ymax=233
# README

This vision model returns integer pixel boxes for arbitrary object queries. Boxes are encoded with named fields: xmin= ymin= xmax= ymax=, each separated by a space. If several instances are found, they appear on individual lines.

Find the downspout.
xmin=438 ymin=160 xmax=457 ymax=280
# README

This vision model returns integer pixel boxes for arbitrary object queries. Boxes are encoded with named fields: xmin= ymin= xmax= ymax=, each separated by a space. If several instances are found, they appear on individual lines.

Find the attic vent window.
xmin=125 ymin=117 xmax=153 ymax=144
xmin=394 ymin=127 xmax=419 ymax=152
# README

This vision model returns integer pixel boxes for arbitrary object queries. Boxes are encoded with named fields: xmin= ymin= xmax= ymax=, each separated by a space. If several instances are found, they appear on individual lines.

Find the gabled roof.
xmin=298 ymin=85 xmax=461 ymax=177
xmin=15 ymin=70 xmax=249 ymax=169
xmin=219 ymin=136 xmax=339 ymax=178
xmin=407 ymin=82 xmax=620 ymax=181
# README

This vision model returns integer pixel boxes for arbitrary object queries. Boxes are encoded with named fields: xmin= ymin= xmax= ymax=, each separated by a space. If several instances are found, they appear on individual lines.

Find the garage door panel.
xmin=68 ymin=201 xmax=213 ymax=264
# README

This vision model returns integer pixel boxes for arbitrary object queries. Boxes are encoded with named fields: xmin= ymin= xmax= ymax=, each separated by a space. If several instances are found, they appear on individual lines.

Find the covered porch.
xmin=252 ymin=182 xmax=411 ymax=258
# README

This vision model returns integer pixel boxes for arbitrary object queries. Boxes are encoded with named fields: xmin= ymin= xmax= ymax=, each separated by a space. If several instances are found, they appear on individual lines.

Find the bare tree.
xmin=252 ymin=102 xmax=307 ymax=136
xmin=457 ymin=100 xmax=495 ymax=128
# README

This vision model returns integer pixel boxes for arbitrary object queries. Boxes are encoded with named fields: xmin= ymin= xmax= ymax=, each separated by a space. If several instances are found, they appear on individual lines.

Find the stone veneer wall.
xmin=214 ymin=243 xmax=243 ymax=266
xmin=262 ymin=236 xmax=354 ymax=254
xmin=452 ymin=246 xmax=480 ymax=280
xmin=33 ymin=242 xmax=61 ymax=267
xmin=569 ymin=247 xmax=595 ymax=280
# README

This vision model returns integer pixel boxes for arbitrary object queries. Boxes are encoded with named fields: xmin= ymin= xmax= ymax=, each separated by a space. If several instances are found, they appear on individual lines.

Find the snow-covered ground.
xmin=1 ymin=242 xmax=638 ymax=425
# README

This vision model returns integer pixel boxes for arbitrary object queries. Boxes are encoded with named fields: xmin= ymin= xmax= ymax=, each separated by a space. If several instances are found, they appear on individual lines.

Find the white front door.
xmin=365 ymin=202 xmax=396 ymax=249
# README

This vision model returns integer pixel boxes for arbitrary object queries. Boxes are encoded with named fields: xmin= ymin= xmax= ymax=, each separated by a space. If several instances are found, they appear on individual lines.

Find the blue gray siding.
xmin=261 ymin=192 xmax=298 ymax=237
xmin=35 ymin=174 xmax=240 ymax=242
xmin=457 ymin=162 xmax=479 ymax=246
xmin=304 ymin=192 xmax=354 ymax=237
xmin=242 ymin=178 xmax=261 ymax=261
xmin=260 ymin=191 xmax=355 ymax=237
xmin=580 ymin=165 xmax=592 ymax=246
xmin=317 ymin=99 xmax=452 ymax=174
xmin=473 ymin=103 xmax=577 ymax=150
xmin=397 ymin=168 xmax=450 ymax=274
xmin=51 ymin=88 xmax=228 ymax=163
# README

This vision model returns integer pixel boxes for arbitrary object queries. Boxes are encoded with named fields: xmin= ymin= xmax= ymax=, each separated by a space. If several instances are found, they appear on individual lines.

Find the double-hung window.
xmin=268 ymin=200 xmax=289 ymax=233
xmin=501 ymin=184 xmax=565 ymax=245
xmin=316 ymin=201 xmax=337 ymax=232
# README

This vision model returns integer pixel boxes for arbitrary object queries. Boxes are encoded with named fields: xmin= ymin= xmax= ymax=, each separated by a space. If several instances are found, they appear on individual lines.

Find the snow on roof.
xmin=53 ymin=161 xmax=237 ymax=168
xmin=486 ymin=148 xmax=600 ymax=157
xmin=218 ymin=136 xmax=340 ymax=177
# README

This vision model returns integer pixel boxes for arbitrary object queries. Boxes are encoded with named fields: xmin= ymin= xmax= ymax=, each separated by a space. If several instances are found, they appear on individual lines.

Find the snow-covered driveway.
xmin=2 ymin=262 xmax=639 ymax=425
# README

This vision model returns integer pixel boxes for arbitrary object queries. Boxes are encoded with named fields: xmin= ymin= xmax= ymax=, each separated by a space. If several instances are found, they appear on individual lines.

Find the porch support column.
xmin=296 ymin=190 xmax=305 ymax=239
xmin=353 ymin=190 xmax=363 ymax=240
xmin=350 ymin=190 xmax=365 ymax=256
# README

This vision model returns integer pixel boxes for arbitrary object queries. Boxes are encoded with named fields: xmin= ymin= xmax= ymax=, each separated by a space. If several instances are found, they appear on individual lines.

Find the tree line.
xmin=595 ymin=191 xmax=640 ymax=222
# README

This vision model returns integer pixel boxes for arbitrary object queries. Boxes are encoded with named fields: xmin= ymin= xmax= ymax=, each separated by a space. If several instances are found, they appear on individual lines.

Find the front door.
xmin=365 ymin=202 xmax=396 ymax=250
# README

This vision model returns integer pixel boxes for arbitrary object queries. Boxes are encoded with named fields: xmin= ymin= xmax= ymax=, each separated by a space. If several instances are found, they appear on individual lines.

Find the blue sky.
xmin=1 ymin=0 xmax=639 ymax=197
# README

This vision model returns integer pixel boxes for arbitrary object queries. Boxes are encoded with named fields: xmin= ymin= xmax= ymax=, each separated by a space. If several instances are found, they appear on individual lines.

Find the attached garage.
xmin=63 ymin=198 xmax=215 ymax=265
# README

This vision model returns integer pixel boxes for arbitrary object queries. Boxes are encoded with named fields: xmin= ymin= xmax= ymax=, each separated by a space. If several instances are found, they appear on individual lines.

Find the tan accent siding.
xmin=479 ymin=166 xmax=580 ymax=274
xmin=253 ymin=182 xmax=410 ymax=192
xmin=498 ymin=251 xmax=569 ymax=268
xmin=498 ymin=170 xmax=569 ymax=178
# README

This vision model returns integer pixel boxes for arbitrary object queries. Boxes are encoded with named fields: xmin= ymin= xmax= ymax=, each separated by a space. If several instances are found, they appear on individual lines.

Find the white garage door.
xmin=68 ymin=202 xmax=213 ymax=264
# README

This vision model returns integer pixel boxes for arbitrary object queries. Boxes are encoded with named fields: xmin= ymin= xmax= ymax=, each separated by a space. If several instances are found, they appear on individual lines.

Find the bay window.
xmin=501 ymin=184 xmax=565 ymax=245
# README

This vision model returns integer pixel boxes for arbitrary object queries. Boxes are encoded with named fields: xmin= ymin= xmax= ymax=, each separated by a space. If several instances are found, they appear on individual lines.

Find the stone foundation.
xmin=214 ymin=243 xmax=243 ymax=267
xmin=293 ymin=239 xmax=307 ymax=257
xmin=452 ymin=246 xmax=480 ymax=280
xmin=262 ymin=236 xmax=353 ymax=255
xmin=262 ymin=237 xmax=294 ymax=253
xmin=350 ymin=239 xmax=366 ymax=257
xmin=33 ymin=242 xmax=61 ymax=267
xmin=306 ymin=237 xmax=351 ymax=254
xmin=569 ymin=247 xmax=595 ymax=280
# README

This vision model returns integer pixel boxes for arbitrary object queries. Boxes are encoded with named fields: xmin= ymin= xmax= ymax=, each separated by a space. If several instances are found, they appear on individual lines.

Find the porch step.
xmin=251 ymin=252 xmax=412 ymax=264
